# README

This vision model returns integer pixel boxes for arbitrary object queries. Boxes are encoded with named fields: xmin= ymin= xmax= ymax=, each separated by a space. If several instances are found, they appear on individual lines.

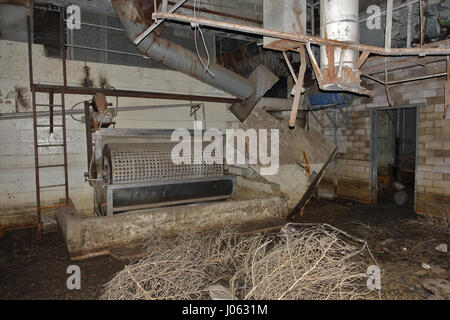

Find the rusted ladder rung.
xmin=41 ymin=203 xmax=73 ymax=211
xmin=38 ymin=164 xmax=65 ymax=169
xmin=37 ymin=144 xmax=65 ymax=147
xmin=40 ymin=184 xmax=66 ymax=189
xmin=28 ymin=13 xmax=71 ymax=236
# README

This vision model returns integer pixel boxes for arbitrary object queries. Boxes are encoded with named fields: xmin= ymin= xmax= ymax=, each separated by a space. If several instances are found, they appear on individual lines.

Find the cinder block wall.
xmin=0 ymin=39 xmax=290 ymax=227
xmin=314 ymin=60 xmax=449 ymax=217
xmin=317 ymin=105 xmax=372 ymax=203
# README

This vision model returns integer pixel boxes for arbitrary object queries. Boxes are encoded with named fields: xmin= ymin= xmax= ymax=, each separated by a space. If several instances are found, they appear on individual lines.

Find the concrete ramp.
xmin=240 ymin=108 xmax=337 ymax=216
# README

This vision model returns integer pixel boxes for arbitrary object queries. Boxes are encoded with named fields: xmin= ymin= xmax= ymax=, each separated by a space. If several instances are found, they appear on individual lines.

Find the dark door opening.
xmin=373 ymin=107 xmax=417 ymax=207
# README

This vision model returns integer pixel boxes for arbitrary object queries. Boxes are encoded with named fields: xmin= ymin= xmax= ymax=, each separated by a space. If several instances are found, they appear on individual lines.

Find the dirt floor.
xmin=294 ymin=194 xmax=449 ymax=300
xmin=0 ymin=195 xmax=448 ymax=300
xmin=0 ymin=228 xmax=126 ymax=300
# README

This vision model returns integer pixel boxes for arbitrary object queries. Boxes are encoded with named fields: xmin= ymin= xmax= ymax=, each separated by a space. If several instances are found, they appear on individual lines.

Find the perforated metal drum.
xmin=102 ymin=143 xmax=224 ymax=185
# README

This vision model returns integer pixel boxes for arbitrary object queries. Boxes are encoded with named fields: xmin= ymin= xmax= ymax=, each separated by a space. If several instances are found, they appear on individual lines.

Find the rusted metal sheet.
xmin=289 ymin=47 xmax=307 ymax=127
xmin=355 ymin=51 xmax=370 ymax=70
xmin=362 ymin=56 xmax=447 ymax=75
xmin=319 ymin=0 xmax=370 ymax=97
xmin=153 ymin=12 xmax=450 ymax=56
xmin=152 ymin=10 xmax=447 ymax=97
xmin=112 ymin=0 xmax=159 ymax=26
xmin=303 ymin=42 xmax=371 ymax=96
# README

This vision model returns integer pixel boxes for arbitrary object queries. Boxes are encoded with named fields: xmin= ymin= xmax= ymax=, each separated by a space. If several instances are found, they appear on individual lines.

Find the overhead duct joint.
xmin=111 ymin=0 xmax=254 ymax=100
xmin=319 ymin=0 xmax=370 ymax=95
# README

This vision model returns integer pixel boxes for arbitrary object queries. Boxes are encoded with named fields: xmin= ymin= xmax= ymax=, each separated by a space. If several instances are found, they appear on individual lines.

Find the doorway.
xmin=370 ymin=106 xmax=418 ymax=207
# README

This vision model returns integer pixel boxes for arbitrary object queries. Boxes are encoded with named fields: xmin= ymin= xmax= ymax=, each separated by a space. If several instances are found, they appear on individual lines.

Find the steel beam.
xmin=152 ymin=12 xmax=450 ymax=56
xmin=33 ymin=84 xmax=240 ymax=104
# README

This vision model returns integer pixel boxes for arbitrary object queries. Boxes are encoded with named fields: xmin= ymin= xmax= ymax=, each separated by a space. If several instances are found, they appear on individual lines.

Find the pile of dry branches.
xmin=101 ymin=224 xmax=377 ymax=300
xmin=231 ymin=224 xmax=376 ymax=300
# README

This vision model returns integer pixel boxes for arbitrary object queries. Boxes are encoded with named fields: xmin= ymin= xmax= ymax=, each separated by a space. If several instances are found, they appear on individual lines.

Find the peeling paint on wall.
xmin=15 ymin=86 xmax=31 ymax=111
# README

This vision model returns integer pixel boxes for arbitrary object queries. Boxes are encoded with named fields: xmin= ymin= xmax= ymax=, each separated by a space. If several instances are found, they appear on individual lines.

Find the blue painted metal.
xmin=307 ymin=93 xmax=354 ymax=107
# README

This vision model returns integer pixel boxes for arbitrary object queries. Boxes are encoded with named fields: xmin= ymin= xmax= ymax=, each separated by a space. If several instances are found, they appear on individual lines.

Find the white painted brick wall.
xmin=0 ymin=39 xmax=289 ymax=223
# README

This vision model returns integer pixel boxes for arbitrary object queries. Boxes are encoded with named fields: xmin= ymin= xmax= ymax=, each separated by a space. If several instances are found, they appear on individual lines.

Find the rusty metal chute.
xmin=111 ymin=0 xmax=254 ymax=100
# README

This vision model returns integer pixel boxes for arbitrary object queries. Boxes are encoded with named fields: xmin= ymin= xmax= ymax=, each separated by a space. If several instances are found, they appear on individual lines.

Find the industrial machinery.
xmin=83 ymin=95 xmax=236 ymax=216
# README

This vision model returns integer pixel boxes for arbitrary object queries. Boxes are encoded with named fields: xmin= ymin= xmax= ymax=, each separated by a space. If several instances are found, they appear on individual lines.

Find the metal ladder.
xmin=27 ymin=14 xmax=71 ymax=234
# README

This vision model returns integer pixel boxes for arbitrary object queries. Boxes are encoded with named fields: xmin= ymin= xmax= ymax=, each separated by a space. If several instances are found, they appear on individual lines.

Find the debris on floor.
xmin=100 ymin=223 xmax=379 ymax=300
xmin=379 ymin=238 xmax=395 ymax=252
xmin=413 ymin=269 xmax=429 ymax=277
xmin=41 ymin=217 xmax=58 ymax=234
xmin=422 ymin=263 xmax=432 ymax=270
xmin=408 ymin=284 xmax=433 ymax=299
xmin=422 ymin=278 xmax=450 ymax=300
xmin=208 ymin=285 xmax=235 ymax=300
xmin=429 ymin=265 xmax=448 ymax=277
xmin=394 ymin=191 xmax=408 ymax=206
xmin=435 ymin=243 xmax=448 ymax=253
xmin=1 ymin=199 xmax=447 ymax=300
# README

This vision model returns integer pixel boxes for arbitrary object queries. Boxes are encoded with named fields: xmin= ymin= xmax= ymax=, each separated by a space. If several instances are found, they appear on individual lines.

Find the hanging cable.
xmin=70 ymin=100 xmax=87 ymax=122
xmin=193 ymin=0 xmax=215 ymax=78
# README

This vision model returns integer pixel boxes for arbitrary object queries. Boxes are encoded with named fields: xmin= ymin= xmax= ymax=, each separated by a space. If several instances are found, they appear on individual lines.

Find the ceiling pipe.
xmin=318 ymin=0 xmax=369 ymax=94
xmin=111 ymin=0 xmax=254 ymax=100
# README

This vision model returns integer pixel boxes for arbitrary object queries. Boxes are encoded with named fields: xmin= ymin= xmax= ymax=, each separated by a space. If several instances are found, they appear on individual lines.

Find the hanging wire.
xmin=70 ymin=100 xmax=87 ymax=122
xmin=193 ymin=0 xmax=215 ymax=78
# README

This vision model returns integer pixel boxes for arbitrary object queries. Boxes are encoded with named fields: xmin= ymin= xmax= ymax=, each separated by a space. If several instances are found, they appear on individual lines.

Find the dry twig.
xmin=101 ymin=224 xmax=377 ymax=300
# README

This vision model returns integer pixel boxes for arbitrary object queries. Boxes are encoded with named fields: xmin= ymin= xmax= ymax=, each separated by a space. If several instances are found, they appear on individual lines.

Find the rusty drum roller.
xmin=100 ymin=143 xmax=235 ymax=215
xmin=102 ymin=143 xmax=224 ymax=184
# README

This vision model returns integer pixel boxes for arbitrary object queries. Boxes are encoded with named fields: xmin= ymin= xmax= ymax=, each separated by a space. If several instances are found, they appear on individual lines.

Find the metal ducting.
xmin=111 ymin=0 xmax=254 ymax=100
xmin=320 ymin=0 xmax=359 ymax=70
xmin=318 ymin=0 xmax=370 ymax=95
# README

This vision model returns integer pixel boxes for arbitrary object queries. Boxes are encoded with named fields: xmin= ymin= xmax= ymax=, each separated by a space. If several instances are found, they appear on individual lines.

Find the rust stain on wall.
xmin=337 ymin=177 xmax=372 ymax=204
xmin=15 ymin=86 xmax=31 ymax=111
xmin=299 ymin=151 xmax=311 ymax=177
xmin=416 ymin=193 xmax=450 ymax=218
xmin=82 ymin=65 xmax=93 ymax=88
